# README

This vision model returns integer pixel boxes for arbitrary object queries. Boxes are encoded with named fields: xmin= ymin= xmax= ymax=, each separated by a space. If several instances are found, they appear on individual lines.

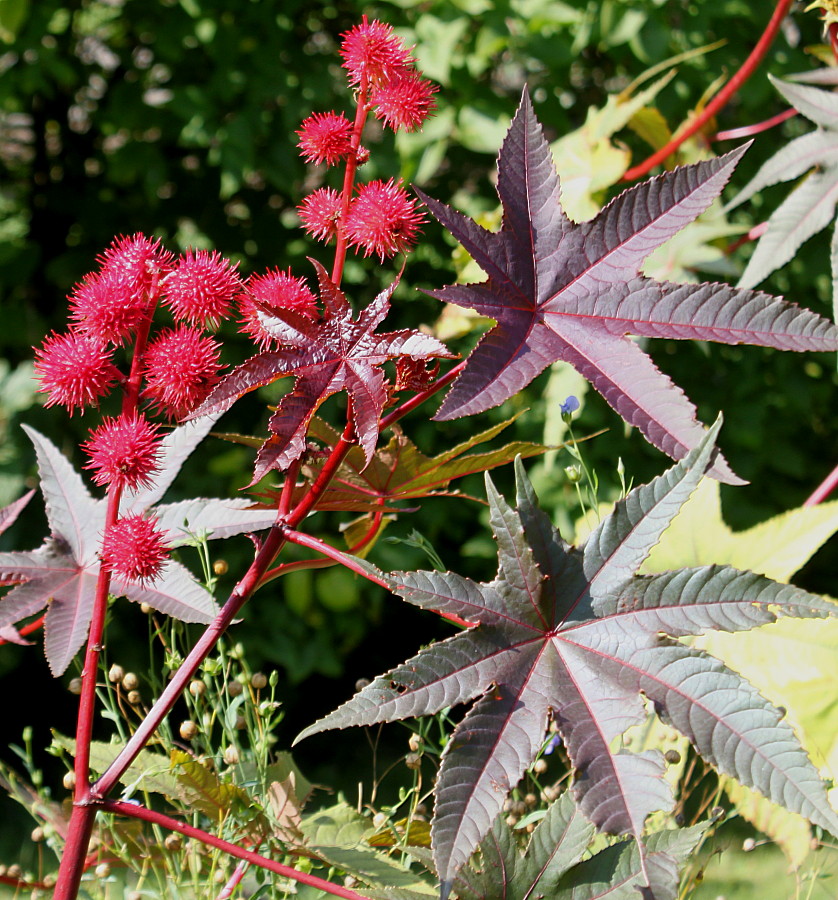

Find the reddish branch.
xmin=622 ymin=0 xmax=794 ymax=181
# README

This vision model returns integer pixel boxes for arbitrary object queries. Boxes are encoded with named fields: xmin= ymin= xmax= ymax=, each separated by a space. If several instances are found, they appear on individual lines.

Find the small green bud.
xmin=564 ymin=464 xmax=583 ymax=483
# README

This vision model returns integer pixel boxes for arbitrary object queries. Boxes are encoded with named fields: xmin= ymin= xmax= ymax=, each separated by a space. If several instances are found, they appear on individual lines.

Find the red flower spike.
xmin=297 ymin=111 xmax=354 ymax=166
xmin=142 ymin=326 xmax=222 ymax=419
xmin=96 ymin=233 xmax=174 ymax=298
xmin=69 ymin=268 xmax=153 ymax=346
xmin=345 ymin=178 xmax=424 ymax=260
xmin=82 ymin=412 xmax=162 ymax=491
xmin=34 ymin=331 xmax=120 ymax=414
xmin=101 ymin=514 xmax=170 ymax=585
xmin=340 ymin=17 xmax=413 ymax=86
xmin=162 ymin=250 xmax=243 ymax=327
xmin=372 ymin=73 xmax=438 ymax=132
xmin=298 ymin=187 xmax=343 ymax=242
xmin=238 ymin=268 xmax=318 ymax=349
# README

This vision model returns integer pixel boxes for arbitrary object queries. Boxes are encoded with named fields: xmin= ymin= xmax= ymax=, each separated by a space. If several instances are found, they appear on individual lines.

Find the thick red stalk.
xmin=804 ymin=463 xmax=838 ymax=507
xmin=331 ymin=79 xmax=371 ymax=286
xmin=100 ymin=799 xmax=369 ymax=900
xmin=621 ymin=0 xmax=793 ymax=181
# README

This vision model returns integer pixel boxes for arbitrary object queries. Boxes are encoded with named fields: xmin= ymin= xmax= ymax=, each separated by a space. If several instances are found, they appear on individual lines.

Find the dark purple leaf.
xmin=190 ymin=263 xmax=455 ymax=481
xmin=421 ymin=91 xmax=838 ymax=482
xmin=296 ymin=421 xmax=838 ymax=895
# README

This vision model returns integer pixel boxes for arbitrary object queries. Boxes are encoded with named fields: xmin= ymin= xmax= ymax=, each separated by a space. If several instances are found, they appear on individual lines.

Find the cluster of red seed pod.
xmin=296 ymin=17 xmax=436 ymax=261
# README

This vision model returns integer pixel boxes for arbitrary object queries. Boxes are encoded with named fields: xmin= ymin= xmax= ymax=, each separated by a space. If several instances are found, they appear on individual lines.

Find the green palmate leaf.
xmin=170 ymin=750 xmax=256 ymax=825
xmin=300 ymin=803 xmax=434 ymax=894
xmin=52 ymin=734 xmax=179 ymax=799
xmin=296 ymin=422 xmax=838 ymax=898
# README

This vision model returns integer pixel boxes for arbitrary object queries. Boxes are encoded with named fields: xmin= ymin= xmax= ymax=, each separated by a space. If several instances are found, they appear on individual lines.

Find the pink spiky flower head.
xmin=142 ymin=326 xmax=222 ymax=419
xmin=297 ymin=111 xmax=353 ymax=166
xmin=34 ymin=331 xmax=120 ymax=415
xmin=101 ymin=514 xmax=169 ymax=585
xmin=298 ymin=187 xmax=343 ymax=243
xmin=340 ymin=16 xmax=413 ymax=86
xmin=345 ymin=178 xmax=424 ymax=260
xmin=83 ymin=412 xmax=161 ymax=491
xmin=162 ymin=250 xmax=243 ymax=328
xmin=97 ymin=233 xmax=174 ymax=300
xmin=238 ymin=268 xmax=318 ymax=348
xmin=372 ymin=72 xmax=437 ymax=132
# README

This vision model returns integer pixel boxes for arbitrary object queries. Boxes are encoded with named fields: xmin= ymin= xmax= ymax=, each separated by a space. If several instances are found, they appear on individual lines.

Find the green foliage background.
xmin=0 ymin=0 xmax=836 ymax=886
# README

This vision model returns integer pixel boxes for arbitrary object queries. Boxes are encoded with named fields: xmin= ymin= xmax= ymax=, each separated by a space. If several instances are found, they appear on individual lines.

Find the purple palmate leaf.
xmin=296 ymin=419 xmax=838 ymax=897
xmin=0 ymin=426 xmax=278 ymax=675
xmin=420 ymin=90 xmax=838 ymax=483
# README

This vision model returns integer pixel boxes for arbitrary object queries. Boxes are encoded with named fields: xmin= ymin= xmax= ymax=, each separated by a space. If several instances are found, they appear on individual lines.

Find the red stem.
xmin=100 ymin=799 xmax=369 ymax=900
xmin=830 ymin=22 xmax=838 ymax=64
xmin=0 ymin=612 xmax=46 ymax=645
xmin=804 ymin=463 xmax=838 ymax=507
xmin=712 ymin=107 xmax=796 ymax=142
xmin=216 ymin=861 xmax=248 ymax=899
xmin=621 ymin=0 xmax=793 ymax=181
xmin=331 ymin=78 xmax=371 ymax=286
xmin=380 ymin=359 xmax=467 ymax=432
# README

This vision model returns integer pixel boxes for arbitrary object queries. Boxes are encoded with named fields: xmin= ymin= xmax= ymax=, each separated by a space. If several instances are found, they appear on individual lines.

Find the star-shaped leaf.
xmin=0 ymin=420 xmax=279 ymax=675
xmin=728 ymin=72 xmax=838 ymax=300
xmin=296 ymin=420 xmax=838 ymax=897
xmin=420 ymin=90 xmax=838 ymax=483
xmin=190 ymin=263 xmax=455 ymax=482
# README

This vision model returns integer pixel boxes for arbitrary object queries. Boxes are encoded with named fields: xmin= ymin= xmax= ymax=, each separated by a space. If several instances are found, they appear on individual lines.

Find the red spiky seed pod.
xmin=162 ymin=249 xmax=243 ymax=327
xmin=296 ymin=111 xmax=354 ymax=166
xmin=340 ymin=17 xmax=414 ymax=87
xmin=344 ymin=178 xmax=424 ymax=260
xmin=69 ymin=268 xmax=155 ymax=346
xmin=101 ymin=514 xmax=169 ymax=585
xmin=371 ymin=72 xmax=437 ymax=132
xmin=82 ymin=412 xmax=161 ymax=491
xmin=297 ymin=187 xmax=343 ymax=243
xmin=238 ymin=268 xmax=318 ymax=348
xmin=96 ymin=233 xmax=174 ymax=297
xmin=142 ymin=326 xmax=222 ymax=419
xmin=34 ymin=331 xmax=120 ymax=415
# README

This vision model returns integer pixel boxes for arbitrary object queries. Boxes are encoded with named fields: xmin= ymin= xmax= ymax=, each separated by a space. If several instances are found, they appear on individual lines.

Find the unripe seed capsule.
xmin=7 ymin=864 xmax=21 ymax=878
xmin=121 ymin=672 xmax=139 ymax=691
xmin=213 ymin=559 xmax=228 ymax=575
xmin=234 ymin=714 xmax=246 ymax=730
xmin=532 ymin=758 xmax=548 ymax=775
xmin=63 ymin=771 xmax=76 ymax=790
xmin=664 ymin=749 xmax=681 ymax=765
xmin=223 ymin=746 xmax=240 ymax=765
xmin=372 ymin=812 xmax=388 ymax=829
xmin=95 ymin=863 xmax=111 ymax=879
xmin=68 ymin=677 xmax=82 ymax=695
xmin=251 ymin=672 xmax=267 ymax=689
xmin=164 ymin=833 xmax=182 ymax=851
xmin=405 ymin=752 xmax=422 ymax=770
xmin=179 ymin=720 xmax=198 ymax=741
xmin=525 ymin=793 xmax=537 ymax=807
xmin=31 ymin=827 xmax=45 ymax=842
xmin=108 ymin=664 xmax=124 ymax=683
xmin=140 ymin=603 xmax=152 ymax=614
xmin=355 ymin=678 xmax=371 ymax=691
xmin=189 ymin=680 xmax=206 ymax=697
xmin=43 ymin=875 xmax=56 ymax=889
xmin=227 ymin=680 xmax=243 ymax=697
xmin=127 ymin=690 xmax=141 ymax=705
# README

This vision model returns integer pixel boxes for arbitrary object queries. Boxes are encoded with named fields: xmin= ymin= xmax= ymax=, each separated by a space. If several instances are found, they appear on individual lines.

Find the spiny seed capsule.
xmin=107 ymin=664 xmax=125 ymax=683
xmin=189 ymin=680 xmax=206 ymax=697
xmin=405 ymin=752 xmax=422 ymax=770
xmin=179 ymin=720 xmax=198 ymax=741
xmin=223 ymin=746 xmax=240 ymax=765
xmin=227 ymin=680 xmax=243 ymax=697
xmin=63 ymin=771 xmax=76 ymax=790
xmin=408 ymin=733 xmax=422 ymax=752
xmin=121 ymin=672 xmax=139 ymax=691
xmin=664 ymin=749 xmax=681 ymax=765
xmin=251 ymin=672 xmax=268 ymax=689
xmin=68 ymin=677 xmax=82 ymax=695
xmin=127 ymin=690 xmax=141 ymax=705
xmin=164 ymin=833 xmax=182 ymax=851
xmin=213 ymin=559 xmax=228 ymax=576
xmin=532 ymin=758 xmax=548 ymax=775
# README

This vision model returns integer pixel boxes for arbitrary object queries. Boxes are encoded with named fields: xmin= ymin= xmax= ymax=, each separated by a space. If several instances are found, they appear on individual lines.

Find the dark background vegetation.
xmin=0 ymin=0 xmax=835 ymax=865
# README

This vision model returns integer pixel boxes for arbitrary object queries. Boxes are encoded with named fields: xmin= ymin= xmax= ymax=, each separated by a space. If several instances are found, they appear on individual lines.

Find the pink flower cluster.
xmin=296 ymin=18 xmax=435 ymax=261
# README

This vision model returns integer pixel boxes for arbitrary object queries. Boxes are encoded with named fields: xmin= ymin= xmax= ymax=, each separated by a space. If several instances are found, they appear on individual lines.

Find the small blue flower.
xmin=560 ymin=395 xmax=580 ymax=417
xmin=543 ymin=733 xmax=561 ymax=755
